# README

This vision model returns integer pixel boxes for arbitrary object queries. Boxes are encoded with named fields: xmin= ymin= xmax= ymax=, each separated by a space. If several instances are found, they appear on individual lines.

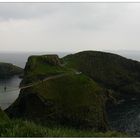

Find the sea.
xmin=0 ymin=50 xmax=140 ymax=135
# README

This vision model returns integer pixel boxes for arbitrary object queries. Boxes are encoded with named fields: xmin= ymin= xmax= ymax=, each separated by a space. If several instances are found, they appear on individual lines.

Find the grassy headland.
xmin=4 ymin=50 xmax=140 ymax=137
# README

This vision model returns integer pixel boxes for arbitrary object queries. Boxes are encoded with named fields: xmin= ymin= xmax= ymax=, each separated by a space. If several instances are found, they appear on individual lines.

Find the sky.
xmin=0 ymin=3 xmax=140 ymax=52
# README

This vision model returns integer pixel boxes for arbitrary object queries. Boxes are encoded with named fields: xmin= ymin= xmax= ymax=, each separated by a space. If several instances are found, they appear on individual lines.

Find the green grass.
xmin=63 ymin=51 xmax=140 ymax=97
xmin=0 ymin=119 xmax=129 ymax=137
xmin=22 ymin=55 xmax=74 ymax=85
xmin=30 ymin=73 xmax=107 ymax=129
xmin=0 ymin=108 xmax=10 ymax=122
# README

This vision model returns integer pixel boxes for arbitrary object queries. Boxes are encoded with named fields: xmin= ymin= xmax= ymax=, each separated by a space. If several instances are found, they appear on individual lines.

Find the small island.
xmin=0 ymin=62 xmax=23 ymax=79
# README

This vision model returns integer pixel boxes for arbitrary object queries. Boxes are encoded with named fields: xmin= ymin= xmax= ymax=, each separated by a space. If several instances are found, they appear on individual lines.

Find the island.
xmin=0 ymin=62 xmax=23 ymax=79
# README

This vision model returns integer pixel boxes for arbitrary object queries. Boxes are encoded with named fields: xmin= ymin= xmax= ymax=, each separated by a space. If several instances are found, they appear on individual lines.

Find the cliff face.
xmin=25 ymin=55 xmax=61 ymax=72
xmin=6 ymin=54 xmax=108 ymax=131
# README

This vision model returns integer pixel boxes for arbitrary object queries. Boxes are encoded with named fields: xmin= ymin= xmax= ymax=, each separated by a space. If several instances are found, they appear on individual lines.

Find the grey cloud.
xmin=0 ymin=3 xmax=60 ymax=20
xmin=0 ymin=3 xmax=139 ymax=52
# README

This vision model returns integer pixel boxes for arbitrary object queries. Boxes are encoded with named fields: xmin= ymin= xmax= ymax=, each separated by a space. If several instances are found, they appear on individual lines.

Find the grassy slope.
xmin=63 ymin=51 xmax=140 ymax=98
xmin=31 ymin=74 xmax=107 ymax=129
xmin=0 ymin=107 xmax=9 ymax=123
xmin=0 ymin=119 xmax=129 ymax=137
xmin=0 ymin=105 xmax=128 ymax=137
xmin=6 ymin=54 xmax=108 ymax=130
xmin=21 ymin=55 xmax=70 ymax=85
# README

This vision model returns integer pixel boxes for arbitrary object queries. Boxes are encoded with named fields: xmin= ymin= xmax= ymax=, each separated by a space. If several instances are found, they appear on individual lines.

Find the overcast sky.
xmin=0 ymin=3 xmax=140 ymax=52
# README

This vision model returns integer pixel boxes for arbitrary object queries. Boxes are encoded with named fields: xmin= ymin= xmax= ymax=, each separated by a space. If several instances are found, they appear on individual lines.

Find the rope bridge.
xmin=2 ymin=73 xmax=67 ymax=93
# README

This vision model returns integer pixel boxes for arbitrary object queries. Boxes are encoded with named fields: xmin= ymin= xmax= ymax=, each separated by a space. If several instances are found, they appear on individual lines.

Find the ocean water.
xmin=0 ymin=76 xmax=21 ymax=110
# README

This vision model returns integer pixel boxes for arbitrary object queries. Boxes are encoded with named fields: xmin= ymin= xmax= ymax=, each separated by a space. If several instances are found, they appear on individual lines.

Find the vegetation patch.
xmin=0 ymin=119 xmax=129 ymax=137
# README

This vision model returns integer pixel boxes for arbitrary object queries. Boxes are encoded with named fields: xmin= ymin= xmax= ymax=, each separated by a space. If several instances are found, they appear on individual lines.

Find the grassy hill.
xmin=0 ymin=107 xmax=9 ymax=123
xmin=6 ymin=54 xmax=108 ymax=131
xmin=0 ymin=119 xmax=129 ymax=137
xmin=63 ymin=51 xmax=140 ymax=100
xmin=0 ymin=104 xmax=128 ymax=137
xmin=1 ymin=107 xmax=129 ymax=137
